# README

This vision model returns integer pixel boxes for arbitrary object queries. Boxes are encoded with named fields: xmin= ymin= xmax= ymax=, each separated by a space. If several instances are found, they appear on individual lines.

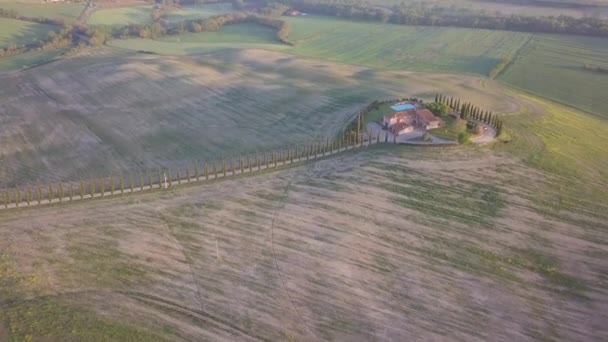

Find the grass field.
xmin=0 ymin=1 xmax=84 ymax=22
xmin=105 ymin=16 xmax=608 ymax=118
xmin=428 ymin=116 xmax=466 ymax=140
xmin=0 ymin=17 xmax=57 ymax=48
xmin=367 ymin=0 xmax=608 ymax=18
xmin=500 ymin=34 xmax=608 ymax=118
xmin=158 ymin=23 xmax=279 ymax=44
xmin=0 ymin=141 xmax=606 ymax=340
xmin=0 ymin=47 xmax=518 ymax=188
xmin=89 ymin=5 xmax=153 ymax=26
xmin=1 ymin=13 xmax=607 ymax=339
xmin=0 ymin=47 xmax=66 ymax=72
xmin=164 ymin=3 xmax=233 ymax=24
xmin=110 ymin=16 xmax=532 ymax=76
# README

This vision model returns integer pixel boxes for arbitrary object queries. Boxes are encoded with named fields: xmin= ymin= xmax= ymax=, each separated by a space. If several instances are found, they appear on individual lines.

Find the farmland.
xmin=0 ymin=1 xmax=84 ymax=22
xmin=88 ymin=5 xmax=153 ymax=26
xmin=0 ymin=47 xmax=66 ymax=72
xmin=111 ymin=16 xmax=533 ymax=75
xmin=0 ymin=17 xmax=57 ymax=48
xmin=1 ymin=2 xmax=608 ymax=340
xmin=158 ymin=23 xmax=279 ymax=44
xmin=365 ymin=0 xmax=608 ymax=18
xmin=500 ymin=34 xmax=608 ymax=118
xmin=164 ymin=3 xmax=234 ymax=24
xmin=0 ymin=47 xmax=517 ymax=187
xmin=106 ymin=15 xmax=608 ymax=118
xmin=0 ymin=139 xmax=606 ymax=340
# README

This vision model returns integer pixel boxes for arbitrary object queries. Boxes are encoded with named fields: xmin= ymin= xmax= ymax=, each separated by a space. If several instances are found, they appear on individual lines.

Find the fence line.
xmin=1 ymin=130 xmax=392 ymax=211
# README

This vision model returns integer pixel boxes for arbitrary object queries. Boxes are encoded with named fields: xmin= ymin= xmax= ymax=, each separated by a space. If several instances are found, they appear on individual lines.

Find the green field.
xmin=500 ymin=34 xmax=608 ymax=118
xmin=89 ymin=6 xmax=153 ymax=26
xmin=111 ymin=16 xmax=532 ymax=76
xmin=428 ymin=116 xmax=466 ymax=140
xmin=283 ymin=16 xmax=533 ymax=76
xmin=1 ymin=6 xmax=608 ymax=340
xmin=0 ymin=1 xmax=84 ymax=22
xmin=159 ymin=23 xmax=279 ymax=44
xmin=0 ymin=17 xmax=57 ymax=48
xmin=108 ymin=16 xmax=608 ymax=118
xmin=0 ymin=47 xmax=66 ymax=72
xmin=164 ymin=3 xmax=234 ymax=24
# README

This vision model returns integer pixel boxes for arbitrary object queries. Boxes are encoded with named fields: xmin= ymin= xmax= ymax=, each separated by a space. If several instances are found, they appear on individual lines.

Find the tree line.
xmin=268 ymin=0 xmax=608 ymax=37
xmin=86 ymin=11 xmax=292 ymax=45
xmin=435 ymin=93 xmax=504 ymax=136
xmin=2 ymin=132 xmax=390 ymax=209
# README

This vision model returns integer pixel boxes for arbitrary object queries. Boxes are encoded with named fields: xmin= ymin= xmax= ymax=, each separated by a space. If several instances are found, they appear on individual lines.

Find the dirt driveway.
xmin=471 ymin=123 xmax=497 ymax=144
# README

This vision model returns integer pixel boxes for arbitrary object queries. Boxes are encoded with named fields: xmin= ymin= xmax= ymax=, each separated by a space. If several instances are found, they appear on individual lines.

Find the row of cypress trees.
xmin=2 ymin=130 xmax=391 ymax=209
xmin=435 ymin=93 xmax=504 ymax=136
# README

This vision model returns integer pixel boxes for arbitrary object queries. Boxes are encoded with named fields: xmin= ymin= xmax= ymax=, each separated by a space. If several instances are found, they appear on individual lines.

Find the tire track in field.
xmin=269 ymin=177 xmax=320 ymax=341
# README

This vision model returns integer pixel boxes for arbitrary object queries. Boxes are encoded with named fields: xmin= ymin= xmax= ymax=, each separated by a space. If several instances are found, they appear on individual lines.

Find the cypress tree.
xmin=456 ymin=99 xmax=460 ymax=111
xmin=48 ymin=184 xmax=53 ymax=203
xmin=37 ymin=184 xmax=42 ymax=204
xmin=3 ymin=190 xmax=8 ymax=208
xmin=274 ymin=151 xmax=278 ymax=168
xmin=79 ymin=180 xmax=84 ymax=199
xmin=15 ymin=188 xmax=20 ymax=207
xmin=248 ymin=155 xmax=252 ymax=172
xmin=240 ymin=157 xmax=244 ymax=173
xmin=177 ymin=169 xmax=181 ymax=185
xmin=230 ymin=159 xmax=235 ymax=176
xmin=138 ymin=173 xmax=143 ymax=191
xmin=148 ymin=172 xmax=153 ymax=190
xmin=213 ymin=162 xmax=217 ymax=179
xmin=204 ymin=161 xmax=209 ymax=180
xmin=129 ymin=174 xmax=134 ymax=193
xmin=222 ymin=158 xmax=226 ymax=177
xmin=110 ymin=176 xmax=115 ymax=195
xmin=100 ymin=177 xmax=105 ymax=197
xmin=58 ymin=183 xmax=64 ymax=202
xmin=90 ymin=179 xmax=95 ymax=198
xmin=27 ymin=187 xmax=32 ymax=206
xmin=376 ymin=130 xmax=380 ymax=144
xmin=68 ymin=184 xmax=73 ymax=202
xmin=449 ymin=97 xmax=454 ymax=109
xmin=194 ymin=163 xmax=200 ymax=181
xmin=121 ymin=175 xmax=125 ymax=194
xmin=435 ymin=93 xmax=439 ymax=103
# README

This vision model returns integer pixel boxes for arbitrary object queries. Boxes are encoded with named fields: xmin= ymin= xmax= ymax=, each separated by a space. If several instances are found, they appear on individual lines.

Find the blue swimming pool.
xmin=390 ymin=103 xmax=416 ymax=111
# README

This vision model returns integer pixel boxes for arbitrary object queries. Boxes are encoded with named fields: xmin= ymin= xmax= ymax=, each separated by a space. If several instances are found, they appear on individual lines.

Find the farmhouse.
xmin=382 ymin=102 xmax=443 ymax=135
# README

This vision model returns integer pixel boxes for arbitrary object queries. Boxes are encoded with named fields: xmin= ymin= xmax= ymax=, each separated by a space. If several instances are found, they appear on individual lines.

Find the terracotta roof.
xmin=390 ymin=122 xmax=411 ymax=132
xmin=415 ymin=109 xmax=437 ymax=121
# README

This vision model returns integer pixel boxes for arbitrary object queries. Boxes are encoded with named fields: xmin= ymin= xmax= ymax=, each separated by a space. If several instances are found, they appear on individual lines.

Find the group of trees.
xmin=435 ymin=93 xmax=504 ymax=136
xmin=104 ymin=11 xmax=292 ymax=44
xmin=425 ymin=101 xmax=450 ymax=116
xmin=269 ymin=0 xmax=608 ymax=37
xmin=2 ymin=133 xmax=391 ymax=209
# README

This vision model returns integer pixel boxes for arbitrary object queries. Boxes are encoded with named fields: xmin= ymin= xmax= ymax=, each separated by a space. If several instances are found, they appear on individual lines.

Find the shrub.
xmin=458 ymin=132 xmax=470 ymax=144
xmin=426 ymin=102 xmax=449 ymax=117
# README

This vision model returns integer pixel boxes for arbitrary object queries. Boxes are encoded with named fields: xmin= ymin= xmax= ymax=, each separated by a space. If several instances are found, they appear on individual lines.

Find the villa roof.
xmin=416 ymin=109 xmax=441 ymax=123
xmin=390 ymin=122 xmax=411 ymax=132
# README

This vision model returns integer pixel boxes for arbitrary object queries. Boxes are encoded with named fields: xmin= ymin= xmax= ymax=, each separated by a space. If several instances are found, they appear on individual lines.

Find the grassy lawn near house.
xmin=363 ymin=103 xmax=393 ymax=124
xmin=427 ymin=116 xmax=466 ymax=141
